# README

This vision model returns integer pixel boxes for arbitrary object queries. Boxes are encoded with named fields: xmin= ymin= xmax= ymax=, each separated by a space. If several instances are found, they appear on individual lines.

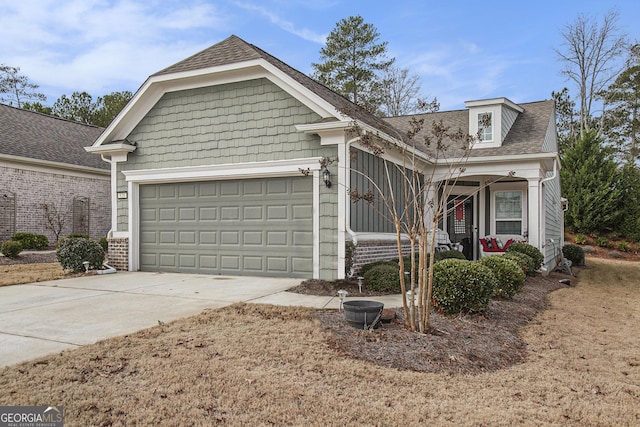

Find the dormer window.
xmin=465 ymin=97 xmax=524 ymax=149
xmin=478 ymin=112 xmax=493 ymax=142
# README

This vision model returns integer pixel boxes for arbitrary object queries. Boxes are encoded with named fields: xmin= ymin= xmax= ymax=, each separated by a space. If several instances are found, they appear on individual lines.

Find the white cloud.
xmin=0 ymin=0 xmax=230 ymax=100
xmin=234 ymin=2 xmax=326 ymax=44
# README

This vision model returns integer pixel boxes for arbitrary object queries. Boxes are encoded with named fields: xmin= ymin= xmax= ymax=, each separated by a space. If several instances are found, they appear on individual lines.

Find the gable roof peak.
xmin=152 ymin=35 xmax=262 ymax=76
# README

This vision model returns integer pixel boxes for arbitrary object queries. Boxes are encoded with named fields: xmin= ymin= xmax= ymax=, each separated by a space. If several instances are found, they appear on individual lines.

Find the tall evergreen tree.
xmin=601 ymin=44 xmax=640 ymax=164
xmin=0 ymin=64 xmax=46 ymax=107
xmin=561 ymin=131 xmax=624 ymax=233
xmin=312 ymin=15 xmax=394 ymax=113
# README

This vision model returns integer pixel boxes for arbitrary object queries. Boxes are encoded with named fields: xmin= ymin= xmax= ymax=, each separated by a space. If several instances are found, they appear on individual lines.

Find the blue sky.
xmin=1 ymin=0 xmax=639 ymax=111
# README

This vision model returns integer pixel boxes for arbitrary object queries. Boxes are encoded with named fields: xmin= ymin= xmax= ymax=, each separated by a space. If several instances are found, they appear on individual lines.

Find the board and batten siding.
xmin=116 ymin=77 xmax=339 ymax=279
xmin=541 ymin=113 xmax=559 ymax=152
xmin=350 ymin=149 xmax=416 ymax=233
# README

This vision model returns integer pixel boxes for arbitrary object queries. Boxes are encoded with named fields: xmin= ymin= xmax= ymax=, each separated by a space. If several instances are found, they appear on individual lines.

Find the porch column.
xmin=527 ymin=179 xmax=540 ymax=249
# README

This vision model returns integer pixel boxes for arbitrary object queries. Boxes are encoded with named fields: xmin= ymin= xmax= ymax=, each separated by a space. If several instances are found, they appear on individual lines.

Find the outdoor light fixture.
xmin=322 ymin=167 xmax=332 ymax=188
xmin=337 ymin=289 xmax=348 ymax=310
xmin=357 ymin=276 xmax=364 ymax=293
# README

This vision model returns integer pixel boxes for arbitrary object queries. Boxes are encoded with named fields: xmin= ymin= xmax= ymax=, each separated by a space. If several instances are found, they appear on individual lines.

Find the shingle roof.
xmin=383 ymin=100 xmax=555 ymax=158
xmin=0 ymin=103 xmax=108 ymax=170
xmin=154 ymin=35 xmax=554 ymax=161
xmin=153 ymin=35 xmax=400 ymax=137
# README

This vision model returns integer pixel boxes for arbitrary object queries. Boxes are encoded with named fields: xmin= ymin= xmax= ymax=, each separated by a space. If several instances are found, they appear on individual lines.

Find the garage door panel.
xmin=221 ymin=206 xmax=239 ymax=220
xmin=140 ymin=177 xmax=313 ymax=277
xmin=199 ymin=207 xmax=217 ymax=221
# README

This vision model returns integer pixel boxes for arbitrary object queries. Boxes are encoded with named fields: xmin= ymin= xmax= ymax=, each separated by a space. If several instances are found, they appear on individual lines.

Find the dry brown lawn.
xmin=0 ymin=258 xmax=639 ymax=426
xmin=0 ymin=262 xmax=65 ymax=287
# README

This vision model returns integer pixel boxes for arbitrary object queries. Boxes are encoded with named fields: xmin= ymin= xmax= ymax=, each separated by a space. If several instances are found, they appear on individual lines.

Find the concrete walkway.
xmin=0 ymin=272 xmax=402 ymax=367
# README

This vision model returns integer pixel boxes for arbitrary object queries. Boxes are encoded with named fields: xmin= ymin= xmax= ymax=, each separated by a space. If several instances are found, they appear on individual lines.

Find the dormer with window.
xmin=465 ymin=98 xmax=524 ymax=149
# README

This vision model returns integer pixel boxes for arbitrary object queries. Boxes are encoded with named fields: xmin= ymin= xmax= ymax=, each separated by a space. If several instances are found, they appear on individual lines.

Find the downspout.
xmin=101 ymin=154 xmax=118 ymax=238
xmin=344 ymin=136 xmax=360 ymax=246
xmin=538 ymin=157 xmax=559 ymax=271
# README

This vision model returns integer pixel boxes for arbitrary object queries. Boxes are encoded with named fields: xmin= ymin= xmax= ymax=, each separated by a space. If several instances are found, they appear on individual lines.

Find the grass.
xmin=0 ymin=258 xmax=639 ymax=425
xmin=0 ymin=262 xmax=65 ymax=287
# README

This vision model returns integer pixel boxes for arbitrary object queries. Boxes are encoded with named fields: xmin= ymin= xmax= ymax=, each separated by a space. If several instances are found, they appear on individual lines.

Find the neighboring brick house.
xmin=88 ymin=35 xmax=563 ymax=279
xmin=0 ymin=104 xmax=110 ymax=244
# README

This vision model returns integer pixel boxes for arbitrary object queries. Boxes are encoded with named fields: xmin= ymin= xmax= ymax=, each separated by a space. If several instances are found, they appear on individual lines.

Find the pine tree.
xmin=312 ymin=15 xmax=394 ymax=112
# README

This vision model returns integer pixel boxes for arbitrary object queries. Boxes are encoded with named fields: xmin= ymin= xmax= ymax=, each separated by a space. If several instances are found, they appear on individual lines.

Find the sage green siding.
xmin=117 ymin=78 xmax=339 ymax=280
xmin=350 ymin=149 xmax=415 ymax=233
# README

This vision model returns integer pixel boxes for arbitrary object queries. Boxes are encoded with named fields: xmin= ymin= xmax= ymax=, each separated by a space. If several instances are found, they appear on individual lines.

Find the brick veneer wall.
xmin=107 ymin=237 xmax=129 ymax=271
xmin=0 ymin=165 xmax=110 ymax=243
xmin=350 ymin=239 xmax=413 ymax=275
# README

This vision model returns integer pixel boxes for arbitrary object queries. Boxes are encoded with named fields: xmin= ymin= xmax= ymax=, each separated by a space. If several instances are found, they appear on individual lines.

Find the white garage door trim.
xmin=123 ymin=158 xmax=323 ymax=277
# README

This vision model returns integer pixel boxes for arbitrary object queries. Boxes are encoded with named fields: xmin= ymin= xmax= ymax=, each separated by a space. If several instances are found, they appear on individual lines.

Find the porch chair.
xmin=430 ymin=229 xmax=464 ymax=253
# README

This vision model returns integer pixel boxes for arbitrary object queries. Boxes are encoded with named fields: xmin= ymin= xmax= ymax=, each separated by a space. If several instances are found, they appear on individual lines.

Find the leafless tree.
xmin=41 ymin=202 xmax=66 ymax=243
xmin=378 ymin=66 xmax=439 ymax=117
xmin=555 ymin=10 xmax=627 ymax=134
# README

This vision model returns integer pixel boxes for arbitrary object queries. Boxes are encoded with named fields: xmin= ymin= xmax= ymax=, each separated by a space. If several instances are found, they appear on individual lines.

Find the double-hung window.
xmin=495 ymin=191 xmax=522 ymax=234
xmin=478 ymin=112 xmax=493 ymax=142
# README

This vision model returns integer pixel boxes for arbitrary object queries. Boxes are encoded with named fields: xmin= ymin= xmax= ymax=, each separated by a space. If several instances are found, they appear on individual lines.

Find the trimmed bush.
xmin=562 ymin=244 xmax=585 ymax=266
xmin=360 ymin=259 xmax=398 ymax=276
xmin=99 ymin=237 xmax=109 ymax=253
xmin=11 ymin=232 xmax=49 ymax=250
xmin=363 ymin=263 xmax=401 ymax=293
xmin=431 ymin=259 xmax=497 ymax=314
xmin=480 ymin=255 xmax=526 ymax=298
xmin=502 ymin=251 xmax=536 ymax=276
xmin=507 ymin=242 xmax=543 ymax=271
xmin=67 ymin=233 xmax=90 ymax=239
xmin=56 ymin=238 xmax=105 ymax=272
xmin=435 ymin=250 xmax=466 ymax=261
xmin=1 ymin=240 xmax=23 ymax=258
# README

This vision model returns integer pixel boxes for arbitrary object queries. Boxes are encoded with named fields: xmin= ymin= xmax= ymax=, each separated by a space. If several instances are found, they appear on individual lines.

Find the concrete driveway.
xmin=0 ymin=272 xmax=301 ymax=367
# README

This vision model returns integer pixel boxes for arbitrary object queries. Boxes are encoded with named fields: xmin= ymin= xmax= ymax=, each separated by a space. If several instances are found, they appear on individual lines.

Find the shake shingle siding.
xmin=116 ymin=77 xmax=339 ymax=279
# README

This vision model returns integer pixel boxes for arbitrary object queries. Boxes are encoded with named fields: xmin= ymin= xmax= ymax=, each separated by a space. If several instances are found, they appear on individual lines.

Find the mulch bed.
xmin=0 ymin=251 xmax=57 ymax=265
xmin=301 ymin=272 xmax=573 ymax=374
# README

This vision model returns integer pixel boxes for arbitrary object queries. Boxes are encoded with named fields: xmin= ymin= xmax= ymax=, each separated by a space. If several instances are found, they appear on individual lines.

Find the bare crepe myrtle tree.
xmin=345 ymin=113 xmax=511 ymax=333
xmin=41 ymin=202 xmax=67 ymax=243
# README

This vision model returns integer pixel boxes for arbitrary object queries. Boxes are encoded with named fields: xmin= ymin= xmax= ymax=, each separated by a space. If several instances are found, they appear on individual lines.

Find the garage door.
xmin=139 ymin=176 xmax=313 ymax=277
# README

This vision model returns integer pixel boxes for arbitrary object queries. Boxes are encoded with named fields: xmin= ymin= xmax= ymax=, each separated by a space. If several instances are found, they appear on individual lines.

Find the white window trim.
xmin=491 ymin=182 xmax=527 ymax=236
xmin=469 ymin=105 xmax=502 ymax=149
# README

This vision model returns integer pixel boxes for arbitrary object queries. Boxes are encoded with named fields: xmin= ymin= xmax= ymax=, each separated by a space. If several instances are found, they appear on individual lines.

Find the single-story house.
xmin=0 ymin=104 xmax=110 ymax=243
xmin=87 ymin=35 xmax=563 ymax=280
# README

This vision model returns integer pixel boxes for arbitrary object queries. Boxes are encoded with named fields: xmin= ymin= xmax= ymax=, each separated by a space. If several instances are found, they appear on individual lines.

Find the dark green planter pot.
xmin=343 ymin=300 xmax=384 ymax=329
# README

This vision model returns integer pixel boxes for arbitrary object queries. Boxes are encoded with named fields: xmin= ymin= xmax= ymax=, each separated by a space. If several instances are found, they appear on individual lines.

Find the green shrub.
xmin=502 ymin=252 xmax=536 ymax=276
xmin=562 ymin=244 xmax=586 ymax=266
xmin=616 ymin=241 xmax=631 ymax=252
xmin=574 ymin=234 xmax=588 ymax=245
xmin=431 ymin=259 xmax=497 ymax=314
xmin=345 ymin=241 xmax=355 ymax=276
xmin=480 ymin=255 xmax=526 ymax=298
xmin=435 ymin=250 xmax=466 ymax=261
xmin=507 ymin=242 xmax=543 ymax=271
xmin=56 ymin=238 xmax=105 ymax=272
xmin=99 ymin=237 xmax=109 ymax=253
xmin=1 ymin=240 xmax=23 ymax=258
xmin=594 ymin=236 xmax=611 ymax=248
xmin=360 ymin=259 xmax=398 ymax=276
xmin=11 ymin=232 xmax=49 ymax=250
xmin=67 ymin=233 xmax=90 ymax=239
xmin=363 ymin=263 xmax=401 ymax=293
